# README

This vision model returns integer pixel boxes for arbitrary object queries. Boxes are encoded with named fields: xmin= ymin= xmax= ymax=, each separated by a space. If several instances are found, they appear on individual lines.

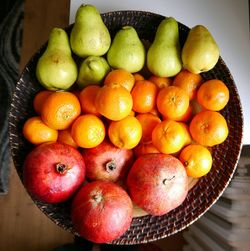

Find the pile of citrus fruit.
xmin=23 ymin=67 xmax=229 ymax=179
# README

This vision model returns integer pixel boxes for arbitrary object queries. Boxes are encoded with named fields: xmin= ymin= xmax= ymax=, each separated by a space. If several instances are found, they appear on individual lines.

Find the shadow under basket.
xmin=8 ymin=11 xmax=243 ymax=245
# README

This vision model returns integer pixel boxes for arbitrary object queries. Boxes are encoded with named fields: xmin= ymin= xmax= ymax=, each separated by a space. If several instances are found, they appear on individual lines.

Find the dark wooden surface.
xmin=0 ymin=0 xmax=186 ymax=250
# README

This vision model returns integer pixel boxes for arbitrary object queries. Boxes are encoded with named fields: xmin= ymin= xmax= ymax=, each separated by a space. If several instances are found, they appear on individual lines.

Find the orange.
xmin=179 ymin=144 xmax=213 ymax=178
xmin=41 ymin=91 xmax=81 ymax=130
xmin=129 ymin=110 xmax=136 ymax=117
xmin=108 ymin=116 xmax=142 ymax=149
xmin=79 ymin=85 xmax=101 ymax=116
xmin=172 ymin=69 xmax=203 ymax=100
xmin=157 ymin=86 xmax=189 ymax=120
xmin=104 ymin=69 xmax=135 ymax=92
xmin=133 ymin=73 xmax=145 ymax=82
xmin=131 ymin=80 xmax=158 ymax=113
xmin=57 ymin=128 xmax=78 ymax=148
xmin=197 ymin=79 xmax=229 ymax=111
xmin=136 ymin=113 xmax=161 ymax=143
xmin=148 ymin=75 xmax=172 ymax=89
xmin=163 ymin=105 xmax=193 ymax=122
xmin=179 ymin=122 xmax=193 ymax=147
xmin=189 ymin=110 xmax=229 ymax=147
xmin=33 ymin=90 xmax=53 ymax=114
xmin=23 ymin=116 xmax=58 ymax=145
xmin=133 ymin=141 xmax=160 ymax=157
xmin=152 ymin=120 xmax=186 ymax=154
xmin=71 ymin=114 xmax=105 ymax=148
xmin=95 ymin=83 xmax=133 ymax=121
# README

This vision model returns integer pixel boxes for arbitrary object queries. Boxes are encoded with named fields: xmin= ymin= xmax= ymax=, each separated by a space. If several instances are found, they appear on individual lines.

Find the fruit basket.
xmin=8 ymin=10 xmax=243 ymax=244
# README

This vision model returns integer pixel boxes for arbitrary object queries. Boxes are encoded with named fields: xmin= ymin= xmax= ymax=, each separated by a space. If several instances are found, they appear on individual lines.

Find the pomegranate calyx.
xmin=105 ymin=160 xmax=116 ymax=172
xmin=56 ymin=163 xmax=68 ymax=174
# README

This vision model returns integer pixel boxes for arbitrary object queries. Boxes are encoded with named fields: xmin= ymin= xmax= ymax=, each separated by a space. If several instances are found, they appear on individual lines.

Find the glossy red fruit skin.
xmin=127 ymin=153 xmax=188 ymax=216
xmin=23 ymin=142 xmax=86 ymax=203
xmin=82 ymin=139 xmax=134 ymax=182
xmin=71 ymin=181 xmax=133 ymax=244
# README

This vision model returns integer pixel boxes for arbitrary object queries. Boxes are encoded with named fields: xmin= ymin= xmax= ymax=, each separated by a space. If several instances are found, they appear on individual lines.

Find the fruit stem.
xmin=56 ymin=163 xmax=68 ymax=174
xmin=105 ymin=160 xmax=116 ymax=172
xmin=163 ymin=176 xmax=175 ymax=185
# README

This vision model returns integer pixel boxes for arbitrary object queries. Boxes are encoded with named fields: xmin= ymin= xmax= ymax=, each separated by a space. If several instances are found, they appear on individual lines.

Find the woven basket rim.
xmin=8 ymin=10 xmax=244 ymax=245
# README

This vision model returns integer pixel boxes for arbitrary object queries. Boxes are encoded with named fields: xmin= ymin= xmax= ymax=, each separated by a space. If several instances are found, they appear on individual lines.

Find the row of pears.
xmin=36 ymin=4 xmax=219 ymax=91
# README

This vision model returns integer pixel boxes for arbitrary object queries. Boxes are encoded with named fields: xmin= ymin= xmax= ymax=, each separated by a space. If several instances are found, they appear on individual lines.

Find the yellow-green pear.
xmin=182 ymin=25 xmax=220 ymax=74
xmin=70 ymin=4 xmax=111 ymax=58
xmin=77 ymin=56 xmax=110 ymax=89
xmin=147 ymin=17 xmax=182 ymax=77
xmin=107 ymin=26 xmax=146 ymax=73
xmin=36 ymin=28 xmax=78 ymax=90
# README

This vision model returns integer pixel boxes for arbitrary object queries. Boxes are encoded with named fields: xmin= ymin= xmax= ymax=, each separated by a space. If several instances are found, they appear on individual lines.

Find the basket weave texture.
xmin=8 ymin=11 xmax=243 ymax=245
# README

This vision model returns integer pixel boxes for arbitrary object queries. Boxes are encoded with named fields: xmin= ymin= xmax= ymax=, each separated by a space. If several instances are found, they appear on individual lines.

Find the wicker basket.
xmin=8 ymin=11 xmax=243 ymax=245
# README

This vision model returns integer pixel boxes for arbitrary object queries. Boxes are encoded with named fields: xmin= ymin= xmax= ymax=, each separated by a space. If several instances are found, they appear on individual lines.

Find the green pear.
xmin=147 ymin=17 xmax=182 ymax=77
xmin=182 ymin=25 xmax=220 ymax=74
xmin=70 ymin=4 xmax=111 ymax=58
xmin=107 ymin=26 xmax=146 ymax=73
xmin=36 ymin=28 xmax=78 ymax=91
xmin=77 ymin=56 xmax=110 ymax=89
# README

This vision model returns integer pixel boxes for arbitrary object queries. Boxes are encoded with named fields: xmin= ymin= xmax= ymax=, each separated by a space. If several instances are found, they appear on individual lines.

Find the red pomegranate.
xmin=23 ymin=142 xmax=85 ymax=203
xmin=127 ymin=153 xmax=188 ymax=216
xmin=82 ymin=139 xmax=134 ymax=182
xmin=71 ymin=181 xmax=133 ymax=243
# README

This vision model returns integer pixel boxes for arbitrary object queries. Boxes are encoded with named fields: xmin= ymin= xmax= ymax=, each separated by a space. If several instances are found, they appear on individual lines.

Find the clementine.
xmin=41 ymin=91 xmax=81 ymax=130
xmin=71 ymin=114 xmax=105 ymax=148
xmin=152 ymin=120 xmax=186 ymax=154
xmin=157 ymin=86 xmax=189 ymax=120
xmin=79 ymin=85 xmax=101 ymax=116
xmin=172 ymin=69 xmax=203 ymax=100
xmin=179 ymin=144 xmax=213 ymax=178
xmin=148 ymin=75 xmax=172 ymax=89
xmin=189 ymin=110 xmax=229 ymax=146
xmin=23 ymin=116 xmax=58 ymax=145
xmin=131 ymin=80 xmax=158 ymax=113
xmin=104 ymin=69 xmax=135 ymax=92
xmin=197 ymin=79 xmax=229 ymax=111
xmin=136 ymin=113 xmax=161 ymax=143
xmin=108 ymin=116 xmax=142 ymax=149
xmin=133 ymin=73 xmax=145 ymax=82
xmin=95 ymin=83 xmax=133 ymax=121
xmin=57 ymin=128 xmax=78 ymax=148
xmin=33 ymin=90 xmax=53 ymax=114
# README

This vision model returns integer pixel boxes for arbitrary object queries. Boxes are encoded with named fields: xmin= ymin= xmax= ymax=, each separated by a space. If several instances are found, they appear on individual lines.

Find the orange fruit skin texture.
xmin=33 ymin=90 xmax=53 ymax=114
xmin=71 ymin=114 xmax=105 ymax=148
xmin=41 ymin=91 xmax=81 ymax=130
xmin=157 ymin=86 xmax=189 ymax=120
xmin=136 ymin=113 xmax=161 ymax=143
xmin=131 ymin=80 xmax=158 ymax=113
xmin=179 ymin=144 xmax=213 ymax=178
xmin=57 ymin=128 xmax=78 ymax=148
xmin=104 ymin=69 xmax=135 ymax=92
xmin=148 ymin=75 xmax=172 ymax=89
xmin=172 ymin=69 xmax=203 ymax=100
xmin=133 ymin=73 xmax=145 ymax=82
xmin=79 ymin=85 xmax=101 ymax=116
xmin=152 ymin=120 xmax=186 ymax=154
xmin=197 ymin=79 xmax=229 ymax=111
xmin=23 ymin=116 xmax=58 ymax=145
xmin=189 ymin=110 xmax=229 ymax=147
xmin=108 ymin=116 xmax=142 ymax=150
xmin=95 ymin=83 xmax=133 ymax=121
